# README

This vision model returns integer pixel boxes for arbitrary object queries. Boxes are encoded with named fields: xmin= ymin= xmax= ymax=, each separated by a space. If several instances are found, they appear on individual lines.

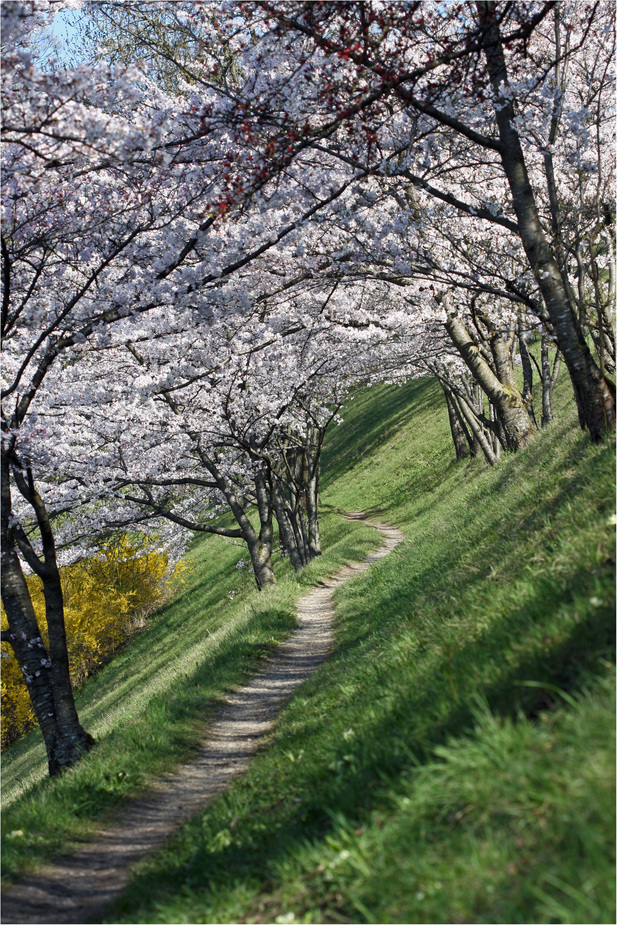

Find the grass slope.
xmin=1 ymin=515 xmax=380 ymax=878
xmin=2 ymin=376 xmax=615 ymax=924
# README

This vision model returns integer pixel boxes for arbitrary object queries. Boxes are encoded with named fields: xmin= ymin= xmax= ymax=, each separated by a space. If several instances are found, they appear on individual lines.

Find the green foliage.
xmin=77 ymin=4 xmax=243 ymax=94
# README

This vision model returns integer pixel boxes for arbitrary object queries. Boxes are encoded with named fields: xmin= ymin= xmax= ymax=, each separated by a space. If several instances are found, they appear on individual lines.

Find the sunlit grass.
xmin=99 ymin=375 xmax=614 ymax=925
xmin=1 ymin=512 xmax=380 ymax=879
xmin=2 ymin=371 xmax=615 ymax=925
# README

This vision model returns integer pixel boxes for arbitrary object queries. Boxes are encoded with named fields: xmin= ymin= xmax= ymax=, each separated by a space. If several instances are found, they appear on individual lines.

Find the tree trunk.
xmin=272 ymin=480 xmax=304 ymax=572
xmin=306 ymin=473 xmax=321 ymax=558
xmin=444 ymin=307 xmax=536 ymax=450
xmin=456 ymin=393 xmax=499 ymax=465
xmin=42 ymin=569 xmax=93 ymax=759
xmin=246 ymin=467 xmax=277 ymax=590
xmin=518 ymin=324 xmax=538 ymax=427
xmin=440 ymin=380 xmax=470 ymax=459
xmin=273 ymin=426 xmax=323 ymax=566
xmin=304 ymin=428 xmax=322 ymax=558
xmin=1 ymin=452 xmax=93 ymax=776
xmin=539 ymin=332 xmax=563 ymax=427
xmin=478 ymin=0 xmax=616 ymax=440
xmin=1 ymin=553 xmax=63 ymax=771
xmin=205 ymin=459 xmax=276 ymax=590
xmin=245 ymin=535 xmax=276 ymax=590
xmin=489 ymin=402 xmax=502 ymax=460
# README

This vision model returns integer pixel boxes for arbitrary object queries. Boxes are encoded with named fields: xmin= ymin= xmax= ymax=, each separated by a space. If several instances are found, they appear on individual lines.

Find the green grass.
xmin=1 ymin=512 xmax=380 ymax=880
xmin=2 ymin=373 xmax=615 ymax=924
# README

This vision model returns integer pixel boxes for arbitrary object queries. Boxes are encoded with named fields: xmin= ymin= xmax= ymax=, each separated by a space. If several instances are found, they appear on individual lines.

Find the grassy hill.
xmin=2 ymin=375 xmax=615 ymax=924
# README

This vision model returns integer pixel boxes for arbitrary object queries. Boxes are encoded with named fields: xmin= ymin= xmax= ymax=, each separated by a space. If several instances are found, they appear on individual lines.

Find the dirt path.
xmin=1 ymin=516 xmax=403 ymax=925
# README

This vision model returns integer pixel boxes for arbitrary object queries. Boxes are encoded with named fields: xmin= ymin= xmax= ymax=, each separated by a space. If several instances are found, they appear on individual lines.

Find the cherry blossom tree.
xmin=1 ymin=0 xmax=344 ymax=767
xmin=29 ymin=271 xmax=421 ymax=589
xmin=2 ymin=0 xmax=371 ymax=769
xmin=1 ymin=1 xmax=171 ymax=772
xmin=74 ymin=2 xmax=559 ymax=451
xmin=234 ymin=0 xmax=614 ymax=439
xmin=3 ymin=0 xmax=613 ymax=775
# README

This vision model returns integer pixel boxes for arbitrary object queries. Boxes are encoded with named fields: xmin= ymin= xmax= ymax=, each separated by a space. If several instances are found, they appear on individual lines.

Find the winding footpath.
xmin=1 ymin=516 xmax=403 ymax=925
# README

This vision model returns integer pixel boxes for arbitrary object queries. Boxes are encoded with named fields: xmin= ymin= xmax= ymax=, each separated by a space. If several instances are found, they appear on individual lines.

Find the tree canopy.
xmin=1 ymin=0 xmax=614 ymax=775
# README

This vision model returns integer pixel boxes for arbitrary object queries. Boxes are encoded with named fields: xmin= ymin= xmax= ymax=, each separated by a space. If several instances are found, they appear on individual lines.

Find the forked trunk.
xmin=205 ymin=459 xmax=276 ymax=590
xmin=444 ymin=309 xmax=536 ymax=450
xmin=440 ymin=380 xmax=470 ymax=459
xmin=1 ymin=454 xmax=93 ymax=776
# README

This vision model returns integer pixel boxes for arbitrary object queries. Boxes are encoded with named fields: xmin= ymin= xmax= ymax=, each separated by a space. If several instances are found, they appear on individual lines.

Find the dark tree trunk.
xmin=40 ymin=562 xmax=93 ymax=766
xmin=478 ymin=0 xmax=616 ymax=440
xmin=1 ymin=452 xmax=93 ymax=776
xmin=2 ymin=551 xmax=63 ymax=768
xmin=272 ymin=424 xmax=324 ymax=568
xmin=250 ymin=467 xmax=277 ymax=589
xmin=273 ymin=480 xmax=305 ymax=572
xmin=204 ymin=458 xmax=276 ymax=590
xmin=304 ymin=427 xmax=322 ymax=558
xmin=306 ymin=473 xmax=321 ymax=558
xmin=440 ymin=380 xmax=470 ymax=459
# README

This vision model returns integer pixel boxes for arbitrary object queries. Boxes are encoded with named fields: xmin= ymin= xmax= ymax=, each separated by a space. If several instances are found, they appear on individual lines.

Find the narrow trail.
xmin=1 ymin=516 xmax=403 ymax=925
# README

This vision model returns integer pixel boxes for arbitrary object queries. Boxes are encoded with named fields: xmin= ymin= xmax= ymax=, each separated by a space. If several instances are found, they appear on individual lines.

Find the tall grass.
xmin=2 ymin=373 xmax=615 ymax=924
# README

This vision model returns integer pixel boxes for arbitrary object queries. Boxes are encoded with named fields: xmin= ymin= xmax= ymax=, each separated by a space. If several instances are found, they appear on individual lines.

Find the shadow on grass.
xmin=321 ymin=379 xmax=441 ymax=489
xmin=4 ymin=374 xmax=614 ymax=921
xmin=99 ymin=382 xmax=614 ymax=923
xmin=1 ymin=515 xmax=379 ymax=846
xmin=102 ymin=554 xmax=615 ymax=924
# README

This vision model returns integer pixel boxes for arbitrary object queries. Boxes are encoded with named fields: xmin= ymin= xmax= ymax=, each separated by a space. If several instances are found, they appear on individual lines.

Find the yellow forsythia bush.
xmin=1 ymin=536 xmax=182 ymax=749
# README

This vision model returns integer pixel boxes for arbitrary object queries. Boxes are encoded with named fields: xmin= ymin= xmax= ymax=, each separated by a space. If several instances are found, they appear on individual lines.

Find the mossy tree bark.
xmin=477 ymin=0 xmax=616 ymax=441
xmin=443 ymin=301 xmax=536 ymax=451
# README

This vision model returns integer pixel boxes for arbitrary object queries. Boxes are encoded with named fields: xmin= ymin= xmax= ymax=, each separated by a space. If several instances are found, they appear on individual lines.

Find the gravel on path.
xmin=1 ymin=516 xmax=403 ymax=925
